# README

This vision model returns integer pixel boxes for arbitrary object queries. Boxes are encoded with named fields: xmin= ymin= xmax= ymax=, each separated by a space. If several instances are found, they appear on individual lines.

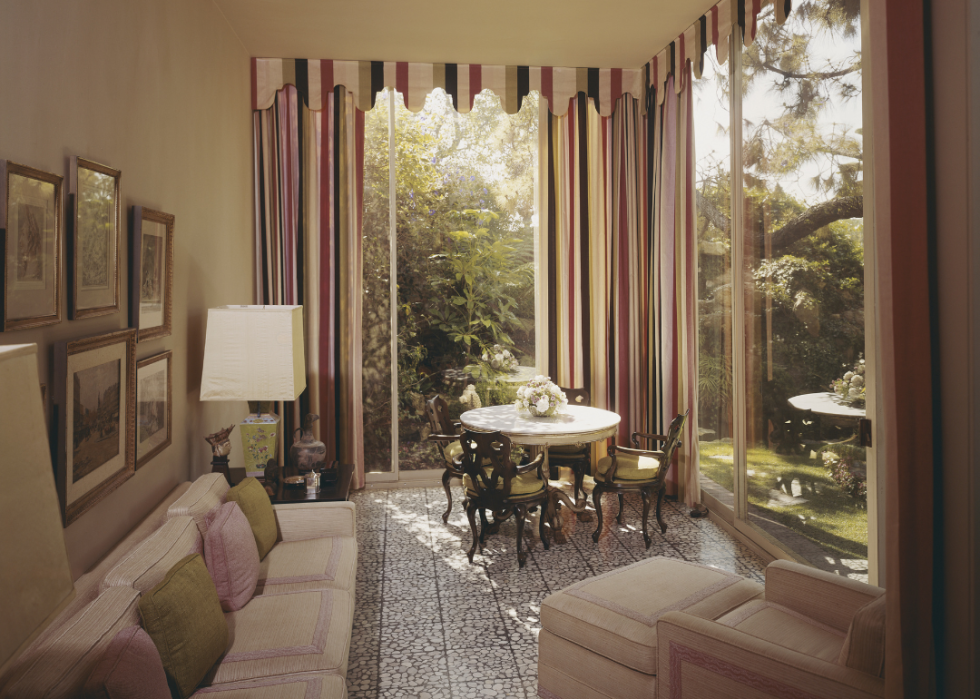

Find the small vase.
xmin=528 ymin=406 xmax=555 ymax=418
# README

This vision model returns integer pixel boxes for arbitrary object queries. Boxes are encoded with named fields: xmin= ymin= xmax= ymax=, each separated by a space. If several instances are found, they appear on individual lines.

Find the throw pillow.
xmin=204 ymin=501 xmax=260 ymax=611
xmin=838 ymin=593 xmax=886 ymax=677
xmin=83 ymin=625 xmax=170 ymax=699
xmin=225 ymin=477 xmax=278 ymax=559
xmin=139 ymin=554 xmax=229 ymax=699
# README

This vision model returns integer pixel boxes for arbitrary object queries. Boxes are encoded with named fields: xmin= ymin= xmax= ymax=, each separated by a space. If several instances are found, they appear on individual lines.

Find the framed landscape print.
xmin=135 ymin=350 xmax=171 ymax=469
xmin=70 ymin=157 xmax=121 ymax=319
xmin=54 ymin=329 xmax=136 ymax=526
xmin=130 ymin=206 xmax=173 ymax=342
xmin=1 ymin=161 xmax=63 ymax=331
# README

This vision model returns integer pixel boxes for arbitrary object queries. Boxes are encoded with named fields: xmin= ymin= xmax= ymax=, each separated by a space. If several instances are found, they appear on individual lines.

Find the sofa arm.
xmin=765 ymin=560 xmax=884 ymax=632
xmin=657 ymin=611 xmax=884 ymax=699
xmin=272 ymin=501 xmax=356 ymax=541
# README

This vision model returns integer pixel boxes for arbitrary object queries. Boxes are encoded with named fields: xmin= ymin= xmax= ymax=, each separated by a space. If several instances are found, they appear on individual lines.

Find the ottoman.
xmin=537 ymin=557 xmax=763 ymax=698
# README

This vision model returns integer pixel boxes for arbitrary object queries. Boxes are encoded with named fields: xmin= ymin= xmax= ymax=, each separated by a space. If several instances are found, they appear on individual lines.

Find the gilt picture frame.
xmin=130 ymin=206 xmax=174 ymax=342
xmin=1 ymin=161 xmax=63 ymax=331
xmin=135 ymin=350 xmax=172 ymax=469
xmin=70 ymin=157 xmax=121 ymax=319
xmin=54 ymin=328 xmax=136 ymax=526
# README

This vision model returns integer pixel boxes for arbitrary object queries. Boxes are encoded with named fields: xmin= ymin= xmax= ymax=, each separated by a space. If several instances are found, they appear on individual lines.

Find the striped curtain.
xmin=254 ymin=85 xmax=366 ymax=489
xmin=547 ymin=74 xmax=699 ymax=507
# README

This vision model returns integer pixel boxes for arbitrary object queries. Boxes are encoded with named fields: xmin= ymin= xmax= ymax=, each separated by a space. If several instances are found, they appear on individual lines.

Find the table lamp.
xmin=200 ymin=305 xmax=306 ymax=478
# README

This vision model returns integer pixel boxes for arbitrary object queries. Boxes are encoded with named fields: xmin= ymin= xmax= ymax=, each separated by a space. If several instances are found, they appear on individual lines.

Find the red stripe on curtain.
xmin=396 ymin=62 xmax=409 ymax=98
xmin=320 ymin=61 xmax=333 ymax=111
xmin=469 ymin=64 xmax=482 ymax=110
xmin=541 ymin=67 xmax=554 ymax=114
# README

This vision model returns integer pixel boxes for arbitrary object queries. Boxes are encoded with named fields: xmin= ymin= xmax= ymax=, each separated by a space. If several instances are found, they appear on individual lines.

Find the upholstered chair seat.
xmin=594 ymin=452 xmax=665 ymax=481
xmin=463 ymin=466 xmax=547 ymax=497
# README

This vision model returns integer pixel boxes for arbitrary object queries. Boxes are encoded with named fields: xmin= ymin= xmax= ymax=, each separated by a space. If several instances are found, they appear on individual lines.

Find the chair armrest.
xmin=608 ymin=444 xmax=666 ymax=459
xmin=515 ymin=452 xmax=545 ymax=476
xmin=631 ymin=431 xmax=667 ymax=447
xmin=273 ymin=501 xmax=356 ymax=541
xmin=427 ymin=433 xmax=460 ymax=443
xmin=765 ymin=560 xmax=884 ymax=633
xmin=657 ymin=611 xmax=884 ymax=699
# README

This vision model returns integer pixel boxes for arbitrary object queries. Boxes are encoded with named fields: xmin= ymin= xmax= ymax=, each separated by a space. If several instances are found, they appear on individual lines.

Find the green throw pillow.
xmin=139 ymin=554 xmax=228 ymax=699
xmin=226 ymin=477 xmax=278 ymax=559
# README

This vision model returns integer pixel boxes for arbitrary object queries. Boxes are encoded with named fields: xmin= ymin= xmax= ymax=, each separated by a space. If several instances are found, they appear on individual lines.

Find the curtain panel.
xmin=254 ymin=84 xmax=366 ymax=488
xmin=546 ymin=75 xmax=699 ymax=506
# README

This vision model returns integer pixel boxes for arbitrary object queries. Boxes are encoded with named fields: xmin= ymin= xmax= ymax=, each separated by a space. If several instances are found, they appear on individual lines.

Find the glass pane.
xmin=694 ymin=48 xmax=735 ymax=507
xmin=741 ymin=2 xmax=868 ymax=579
xmin=362 ymin=89 xmax=394 ymax=473
xmin=393 ymin=88 xmax=539 ymax=472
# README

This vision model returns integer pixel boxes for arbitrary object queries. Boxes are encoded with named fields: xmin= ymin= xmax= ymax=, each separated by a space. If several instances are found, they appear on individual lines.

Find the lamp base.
xmin=240 ymin=412 xmax=280 ymax=478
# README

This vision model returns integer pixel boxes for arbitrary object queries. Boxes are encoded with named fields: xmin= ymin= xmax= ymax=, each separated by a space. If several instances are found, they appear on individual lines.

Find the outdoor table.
xmin=787 ymin=391 xmax=866 ymax=449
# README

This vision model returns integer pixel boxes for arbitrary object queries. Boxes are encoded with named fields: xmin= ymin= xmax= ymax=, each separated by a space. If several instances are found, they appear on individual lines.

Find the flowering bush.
xmin=830 ymin=357 xmax=866 ymax=405
xmin=515 ymin=376 xmax=567 ymax=417
xmin=481 ymin=344 xmax=519 ymax=373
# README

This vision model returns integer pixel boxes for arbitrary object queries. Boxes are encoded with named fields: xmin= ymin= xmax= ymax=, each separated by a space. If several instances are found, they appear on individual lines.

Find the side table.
xmin=267 ymin=462 xmax=355 ymax=504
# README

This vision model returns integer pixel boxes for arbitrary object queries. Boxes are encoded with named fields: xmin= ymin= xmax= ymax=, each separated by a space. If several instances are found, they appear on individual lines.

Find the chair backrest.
xmin=425 ymin=395 xmax=456 ymax=437
xmin=560 ymin=387 xmax=591 ymax=407
xmin=656 ymin=409 xmax=690 ymax=481
xmin=457 ymin=429 xmax=520 ymax=498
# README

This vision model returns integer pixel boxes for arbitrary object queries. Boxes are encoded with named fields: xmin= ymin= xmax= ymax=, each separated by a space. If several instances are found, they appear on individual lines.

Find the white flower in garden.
xmin=536 ymin=397 xmax=550 ymax=413
xmin=843 ymin=372 xmax=854 ymax=382
xmin=851 ymin=375 xmax=864 ymax=387
xmin=848 ymin=387 xmax=863 ymax=399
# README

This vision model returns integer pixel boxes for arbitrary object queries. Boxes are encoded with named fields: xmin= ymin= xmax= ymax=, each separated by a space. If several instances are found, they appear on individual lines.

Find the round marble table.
xmin=459 ymin=404 xmax=621 ymax=448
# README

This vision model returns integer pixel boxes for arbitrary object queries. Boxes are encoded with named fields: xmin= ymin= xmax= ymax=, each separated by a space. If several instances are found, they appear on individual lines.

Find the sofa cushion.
xmin=717 ymin=599 xmax=847 ymax=662
xmin=3 ymin=586 xmax=141 ymax=699
xmin=191 ymin=673 xmax=348 ymax=698
xmin=463 ymin=467 xmax=546 ymax=497
xmin=205 ymin=502 xmax=260 ymax=611
xmin=100 ymin=516 xmax=202 ymax=594
xmin=255 ymin=536 xmax=357 ymax=595
xmin=540 ymin=557 xmax=763 ymax=675
xmin=214 ymin=588 xmax=353 ymax=683
xmin=82 ymin=625 xmax=170 ymax=699
xmin=226 ymin=478 xmax=278 ymax=560
xmin=838 ymin=593 xmax=886 ymax=677
xmin=595 ymin=453 xmax=662 ymax=482
xmin=168 ymin=474 xmax=230 ymax=535
xmin=139 ymin=554 xmax=229 ymax=699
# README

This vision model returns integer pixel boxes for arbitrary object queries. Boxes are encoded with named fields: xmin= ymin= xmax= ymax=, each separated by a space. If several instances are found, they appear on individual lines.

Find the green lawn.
xmin=699 ymin=441 xmax=868 ymax=560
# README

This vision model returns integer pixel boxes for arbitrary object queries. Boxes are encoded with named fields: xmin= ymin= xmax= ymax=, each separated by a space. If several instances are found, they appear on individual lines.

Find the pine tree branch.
xmin=696 ymin=190 xmax=731 ymax=235
xmin=755 ymin=195 xmax=864 ymax=253
xmin=758 ymin=60 xmax=861 ymax=82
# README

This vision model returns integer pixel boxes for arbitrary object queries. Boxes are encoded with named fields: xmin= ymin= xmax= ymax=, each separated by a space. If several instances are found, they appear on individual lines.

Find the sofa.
xmin=0 ymin=473 xmax=357 ymax=699
xmin=537 ymin=556 xmax=886 ymax=698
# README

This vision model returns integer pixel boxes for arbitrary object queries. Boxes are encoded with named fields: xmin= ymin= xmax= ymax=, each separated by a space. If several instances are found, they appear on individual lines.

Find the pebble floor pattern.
xmin=347 ymin=483 xmax=770 ymax=698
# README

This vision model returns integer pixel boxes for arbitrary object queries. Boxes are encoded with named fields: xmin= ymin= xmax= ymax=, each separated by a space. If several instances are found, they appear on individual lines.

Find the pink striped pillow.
xmin=204 ymin=502 xmax=260 ymax=611
xmin=83 ymin=625 xmax=169 ymax=699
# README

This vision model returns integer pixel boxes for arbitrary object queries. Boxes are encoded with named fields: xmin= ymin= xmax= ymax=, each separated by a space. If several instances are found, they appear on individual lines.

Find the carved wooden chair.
xmin=547 ymin=387 xmax=592 ymax=502
xmin=591 ymin=410 xmax=690 ymax=548
xmin=424 ymin=395 xmax=465 ymax=522
xmin=456 ymin=429 xmax=551 ymax=568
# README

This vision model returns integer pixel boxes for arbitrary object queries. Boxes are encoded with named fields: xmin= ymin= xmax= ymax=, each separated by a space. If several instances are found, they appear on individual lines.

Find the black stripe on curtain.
xmin=370 ymin=61 xmax=384 ymax=108
xmin=697 ymin=16 xmax=708 ymax=75
xmin=587 ymin=68 xmax=600 ymax=104
xmin=576 ymin=95 xmax=592 ymax=395
xmin=295 ymin=59 xmax=309 ymax=110
xmin=737 ymin=0 xmax=746 ymax=38
xmin=445 ymin=63 xmax=459 ymax=111
xmin=547 ymin=113 xmax=559 ymax=379
xmin=517 ymin=66 xmax=530 ymax=112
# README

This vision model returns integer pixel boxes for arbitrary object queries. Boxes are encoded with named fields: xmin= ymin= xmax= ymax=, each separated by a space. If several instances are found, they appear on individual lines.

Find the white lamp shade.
xmin=0 ymin=344 xmax=73 ymax=670
xmin=200 ymin=305 xmax=307 ymax=402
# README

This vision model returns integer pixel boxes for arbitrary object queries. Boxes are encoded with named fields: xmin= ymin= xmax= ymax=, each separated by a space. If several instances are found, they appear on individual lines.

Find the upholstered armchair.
xmin=424 ymin=395 xmax=464 ymax=522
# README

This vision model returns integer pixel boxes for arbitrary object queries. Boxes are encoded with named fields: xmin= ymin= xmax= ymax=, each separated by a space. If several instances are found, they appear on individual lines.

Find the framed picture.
xmin=70 ymin=157 xmax=121 ymax=319
xmin=130 ymin=206 xmax=173 ymax=342
xmin=54 ymin=329 xmax=136 ymax=526
xmin=135 ymin=350 xmax=172 ymax=469
xmin=1 ymin=161 xmax=63 ymax=331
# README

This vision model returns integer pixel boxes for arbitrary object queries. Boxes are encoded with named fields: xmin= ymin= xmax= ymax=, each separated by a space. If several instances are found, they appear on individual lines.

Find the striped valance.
xmin=251 ymin=58 xmax=645 ymax=117
xmin=644 ymin=0 xmax=792 ymax=102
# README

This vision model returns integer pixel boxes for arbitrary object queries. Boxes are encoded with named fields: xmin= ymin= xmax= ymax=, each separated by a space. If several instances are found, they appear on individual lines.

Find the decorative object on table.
xmin=199 ymin=305 xmax=306 ymax=479
xmin=129 ymin=206 xmax=174 ymax=342
xmin=1 ymin=160 xmax=63 ymax=332
xmin=514 ymin=375 xmax=567 ymax=417
xmin=69 ymin=157 xmax=120 ymax=319
xmin=481 ymin=344 xmax=519 ymax=373
xmin=459 ymin=383 xmax=482 ymax=410
xmin=135 ymin=350 xmax=172 ymax=470
xmin=305 ymin=470 xmax=320 ymax=494
xmin=425 ymin=394 xmax=465 ymax=522
xmin=53 ymin=328 xmax=136 ymax=526
xmin=830 ymin=357 xmax=866 ymax=404
xmin=283 ymin=475 xmax=305 ymax=487
xmin=317 ymin=461 xmax=339 ymax=486
xmin=591 ymin=410 xmax=689 ymax=548
xmin=0 ymin=343 xmax=74 ymax=672
xmin=262 ymin=458 xmax=281 ymax=498
xmin=288 ymin=413 xmax=326 ymax=473
xmin=204 ymin=423 xmax=235 ymax=483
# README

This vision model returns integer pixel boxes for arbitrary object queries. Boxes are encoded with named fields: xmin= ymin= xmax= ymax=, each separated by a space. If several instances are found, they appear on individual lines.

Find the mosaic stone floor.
xmin=347 ymin=483 xmax=770 ymax=699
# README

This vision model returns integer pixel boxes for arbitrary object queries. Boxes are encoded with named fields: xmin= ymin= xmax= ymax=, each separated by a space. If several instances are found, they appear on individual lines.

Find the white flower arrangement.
xmin=481 ymin=344 xmax=519 ymax=373
xmin=830 ymin=358 xmax=866 ymax=405
xmin=514 ymin=376 xmax=567 ymax=417
xmin=459 ymin=384 xmax=482 ymax=410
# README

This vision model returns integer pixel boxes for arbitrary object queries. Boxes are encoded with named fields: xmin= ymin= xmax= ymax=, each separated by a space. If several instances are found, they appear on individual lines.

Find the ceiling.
xmin=213 ymin=0 xmax=717 ymax=69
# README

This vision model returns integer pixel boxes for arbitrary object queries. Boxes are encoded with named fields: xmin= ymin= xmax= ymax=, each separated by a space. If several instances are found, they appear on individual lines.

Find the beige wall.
xmin=0 ymin=0 xmax=254 ymax=579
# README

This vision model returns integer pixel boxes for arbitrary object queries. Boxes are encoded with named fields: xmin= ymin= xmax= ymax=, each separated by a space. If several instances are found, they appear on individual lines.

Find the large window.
xmin=362 ymin=88 xmax=540 ymax=476
xmin=695 ymin=0 xmax=871 ymax=580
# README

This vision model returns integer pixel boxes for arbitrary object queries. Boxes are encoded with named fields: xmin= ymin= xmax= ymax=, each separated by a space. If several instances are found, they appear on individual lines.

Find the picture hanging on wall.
xmin=130 ymin=206 xmax=174 ymax=342
xmin=0 ymin=160 xmax=63 ymax=331
xmin=135 ymin=350 xmax=171 ymax=469
xmin=54 ymin=328 xmax=136 ymax=526
xmin=70 ymin=157 xmax=121 ymax=319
